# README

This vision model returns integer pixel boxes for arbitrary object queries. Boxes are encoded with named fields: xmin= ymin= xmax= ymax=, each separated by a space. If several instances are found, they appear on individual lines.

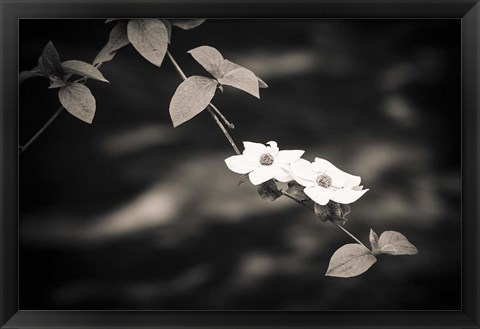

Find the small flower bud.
xmin=257 ymin=180 xmax=282 ymax=201
xmin=286 ymin=181 xmax=309 ymax=202
xmin=314 ymin=201 xmax=350 ymax=222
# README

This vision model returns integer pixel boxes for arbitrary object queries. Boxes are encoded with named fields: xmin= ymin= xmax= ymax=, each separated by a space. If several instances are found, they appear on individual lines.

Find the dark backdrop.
xmin=19 ymin=19 xmax=461 ymax=310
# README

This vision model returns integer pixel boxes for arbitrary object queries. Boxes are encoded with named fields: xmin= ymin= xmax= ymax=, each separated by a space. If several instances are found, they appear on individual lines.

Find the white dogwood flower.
xmin=225 ymin=141 xmax=304 ymax=185
xmin=290 ymin=157 xmax=368 ymax=205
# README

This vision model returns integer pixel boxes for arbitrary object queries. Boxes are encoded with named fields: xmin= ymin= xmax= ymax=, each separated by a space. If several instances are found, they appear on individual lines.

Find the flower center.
xmin=259 ymin=153 xmax=274 ymax=166
xmin=316 ymin=173 xmax=332 ymax=188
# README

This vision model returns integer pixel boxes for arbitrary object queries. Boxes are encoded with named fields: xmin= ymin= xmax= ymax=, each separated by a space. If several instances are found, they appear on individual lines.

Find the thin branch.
xmin=208 ymin=108 xmax=241 ymax=154
xmin=329 ymin=219 xmax=369 ymax=250
xmin=20 ymin=106 xmax=64 ymax=154
xmin=166 ymin=50 xmax=240 ymax=154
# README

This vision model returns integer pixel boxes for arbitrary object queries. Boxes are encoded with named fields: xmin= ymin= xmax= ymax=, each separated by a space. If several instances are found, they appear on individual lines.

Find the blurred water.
xmin=19 ymin=19 xmax=461 ymax=310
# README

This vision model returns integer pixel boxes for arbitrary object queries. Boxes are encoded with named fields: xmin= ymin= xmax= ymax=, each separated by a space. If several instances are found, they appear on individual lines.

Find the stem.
xmin=329 ymin=219 xmax=369 ymax=250
xmin=19 ymin=106 xmax=64 ymax=154
xmin=208 ymin=108 xmax=241 ymax=155
xmin=166 ymin=50 xmax=240 ymax=154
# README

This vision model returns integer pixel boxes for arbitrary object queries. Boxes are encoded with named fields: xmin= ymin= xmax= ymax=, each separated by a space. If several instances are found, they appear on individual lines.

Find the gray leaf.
xmin=94 ymin=21 xmax=130 ymax=66
xmin=169 ymin=76 xmax=218 ymax=127
xmin=220 ymin=59 xmax=267 ymax=88
xmin=105 ymin=18 xmax=121 ymax=24
xmin=171 ymin=19 xmax=206 ymax=30
xmin=58 ymin=83 xmax=96 ymax=124
xmin=188 ymin=45 xmax=224 ymax=79
xmin=369 ymin=228 xmax=380 ymax=253
xmin=61 ymin=60 xmax=109 ymax=82
xmin=127 ymin=19 xmax=169 ymax=67
xmin=378 ymin=231 xmax=418 ymax=255
xmin=218 ymin=67 xmax=260 ymax=98
xmin=48 ymin=78 xmax=65 ymax=89
xmin=37 ymin=41 xmax=64 ymax=78
xmin=325 ymin=243 xmax=377 ymax=278
xmin=19 ymin=69 xmax=44 ymax=84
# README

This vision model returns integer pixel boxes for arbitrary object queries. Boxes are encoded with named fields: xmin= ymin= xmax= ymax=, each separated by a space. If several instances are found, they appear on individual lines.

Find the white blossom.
xmin=290 ymin=157 xmax=368 ymax=205
xmin=225 ymin=141 xmax=304 ymax=185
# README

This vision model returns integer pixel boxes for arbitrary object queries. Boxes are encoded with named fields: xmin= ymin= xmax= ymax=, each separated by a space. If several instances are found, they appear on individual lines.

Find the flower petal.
xmin=290 ymin=158 xmax=317 ymax=182
xmin=243 ymin=141 xmax=267 ymax=158
xmin=249 ymin=166 xmax=276 ymax=185
xmin=313 ymin=158 xmax=361 ymax=188
xmin=275 ymin=150 xmax=305 ymax=165
xmin=225 ymin=155 xmax=258 ymax=174
xmin=304 ymin=186 xmax=333 ymax=205
xmin=331 ymin=188 xmax=369 ymax=204
xmin=274 ymin=166 xmax=294 ymax=182
xmin=266 ymin=141 xmax=279 ymax=156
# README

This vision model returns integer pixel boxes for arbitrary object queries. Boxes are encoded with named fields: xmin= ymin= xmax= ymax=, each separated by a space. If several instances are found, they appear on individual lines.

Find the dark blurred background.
xmin=19 ymin=19 xmax=461 ymax=310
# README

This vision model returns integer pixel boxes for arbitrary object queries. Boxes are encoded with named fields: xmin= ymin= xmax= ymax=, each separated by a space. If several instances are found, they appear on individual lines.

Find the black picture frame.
xmin=1 ymin=0 xmax=479 ymax=328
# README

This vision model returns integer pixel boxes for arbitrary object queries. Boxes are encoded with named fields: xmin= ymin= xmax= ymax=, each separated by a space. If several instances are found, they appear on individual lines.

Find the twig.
xmin=19 ymin=106 xmax=64 ymax=154
xmin=166 ymin=50 xmax=240 ymax=154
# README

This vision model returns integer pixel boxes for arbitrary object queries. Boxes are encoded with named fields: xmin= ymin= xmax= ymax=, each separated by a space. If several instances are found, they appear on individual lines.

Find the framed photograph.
xmin=1 ymin=0 xmax=479 ymax=328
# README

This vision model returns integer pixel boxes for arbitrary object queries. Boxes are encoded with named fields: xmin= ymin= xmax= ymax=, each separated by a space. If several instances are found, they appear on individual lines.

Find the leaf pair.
xmin=169 ymin=46 xmax=268 ymax=127
xmin=188 ymin=45 xmax=267 ymax=98
xmin=325 ymin=229 xmax=418 ymax=278
xmin=20 ymin=42 xmax=109 ymax=124
xmin=94 ymin=19 xmax=206 ymax=67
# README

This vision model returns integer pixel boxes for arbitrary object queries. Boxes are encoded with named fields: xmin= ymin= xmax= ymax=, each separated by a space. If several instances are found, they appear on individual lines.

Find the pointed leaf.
xmin=61 ymin=60 xmax=109 ymax=82
xmin=218 ymin=67 xmax=260 ymax=98
xmin=378 ymin=231 xmax=418 ymax=255
xmin=169 ymin=76 xmax=218 ymax=127
xmin=58 ymin=83 xmax=96 ymax=124
xmin=19 ymin=69 xmax=44 ymax=84
xmin=188 ymin=45 xmax=224 ymax=79
xmin=257 ymin=77 xmax=268 ymax=88
xmin=238 ymin=174 xmax=249 ymax=186
xmin=37 ymin=41 xmax=64 ymax=78
xmin=369 ymin=228 xmax=380 ymax=252
xmin=94 ymin=21 xmax=130 ymax=66
xmin=105 ymin=18 xmax=121 ymax=24
xmin=127 ymin=19 xmax=168 ymax=67
xmin=48 ymin=78 xmax=65 ymax=89
xmin=171 ymin=19 xmax=206 ymax=30
xmin=326 ymin=244 xmax=377 ymax=278
xmin=220 ymin=59 xmax=267 ymax=88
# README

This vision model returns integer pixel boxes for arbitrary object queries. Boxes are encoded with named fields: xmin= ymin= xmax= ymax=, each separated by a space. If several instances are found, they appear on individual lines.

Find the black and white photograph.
xmin=17 ymin=18 xmax=462 ymax=311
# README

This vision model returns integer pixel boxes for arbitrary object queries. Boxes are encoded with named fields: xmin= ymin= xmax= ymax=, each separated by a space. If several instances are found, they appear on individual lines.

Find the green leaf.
xmin=37 ymin=41 xmax=64 ymax=78
xmin=188 ymin=45 xmax=224 ymax=79
xmin=169 ymin=76 xmax=218 ymax=127
xmin=325 ymin=244 xmax=377 ymax=278
xmin=127 ymin=19 xmax=169 ymax=67
xmin=94 ymin=21 xmax=130 ymax=66
xmin=58 ymin=83 xmax=96 ymax=124
xmin=171 ymin=19 xmax=206 ymax=30
xmin=218 ymin=67 xmax=260 ymax=98
xmin=61 ymin=60 xmax=109 ymax=82
xmin=378 ymin=231 xmax=418 ymax=255
xmin=19 ymin=69 xmax=44 ymax=84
